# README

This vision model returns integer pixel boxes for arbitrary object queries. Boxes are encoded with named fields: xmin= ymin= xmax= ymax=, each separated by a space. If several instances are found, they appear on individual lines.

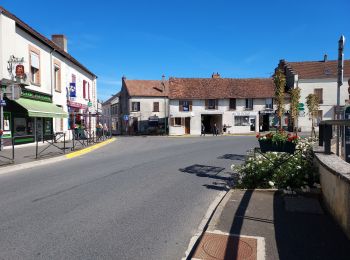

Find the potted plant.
xmin=257 ymin=131 xmax=298 ymax=154
xmin=257 ymin=133 xmax=273 ymax=152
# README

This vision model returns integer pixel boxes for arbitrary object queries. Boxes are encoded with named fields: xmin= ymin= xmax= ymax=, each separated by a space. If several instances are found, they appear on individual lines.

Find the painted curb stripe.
xmin=66 ymin=138 xmax=116 ymax=159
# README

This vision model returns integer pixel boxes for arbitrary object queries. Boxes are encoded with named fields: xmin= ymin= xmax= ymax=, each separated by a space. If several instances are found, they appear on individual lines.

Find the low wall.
xmin=314 ymin=146 xmax=350 ymax=239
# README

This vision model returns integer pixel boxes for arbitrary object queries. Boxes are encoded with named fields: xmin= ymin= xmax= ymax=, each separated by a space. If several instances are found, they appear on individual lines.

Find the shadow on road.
xmin=217 ymin=154 xmax=246 ymax=161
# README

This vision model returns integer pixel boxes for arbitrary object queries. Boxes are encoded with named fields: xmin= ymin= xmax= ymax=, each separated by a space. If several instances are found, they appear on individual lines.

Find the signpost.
xmin=298 ymin=103 xmax=304 ymax=111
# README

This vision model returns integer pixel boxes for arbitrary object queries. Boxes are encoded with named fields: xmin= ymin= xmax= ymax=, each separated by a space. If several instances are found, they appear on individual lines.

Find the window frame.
xmin=265 ymin=98 xmax=273 ymax=109
xmin=314 ymin=88 xmax=323 ymax=104
xmin=131 ymin=102 xmax=140 ymax=112
xmin=29 ymin=45 xmax=41 ymax=85
xmin=245 ymin=98 xmax=253 ymax=110
xmin=53 ymin=60 xmax=61 ymax=92
xmin=229 ymin=98 xmax=236 ymax=110
xmin=206 ymin=99 xmax=218 ymax=110
xmin=153 ymin=102 xmax=160 ymax=112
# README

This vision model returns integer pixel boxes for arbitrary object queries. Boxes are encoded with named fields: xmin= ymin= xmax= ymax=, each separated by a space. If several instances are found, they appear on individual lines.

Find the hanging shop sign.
xmin=69 ymin=83 xmax=76 ymax=98
xmin=21 ymin=89 xmax=52 ymax=102
xmin=67 ymin=100 xmax=88 ymax=109
xmin=15 ymin=64 xmax=25 ymax=78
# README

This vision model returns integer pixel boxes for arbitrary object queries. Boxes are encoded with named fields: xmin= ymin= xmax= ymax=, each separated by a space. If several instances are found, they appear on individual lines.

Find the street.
xmin=0 ymin=136 xmax=256 ymax=260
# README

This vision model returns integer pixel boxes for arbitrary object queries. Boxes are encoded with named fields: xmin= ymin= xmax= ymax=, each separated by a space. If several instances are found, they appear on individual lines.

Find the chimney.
xmin=51 ymin=35 xmax=68 ymax=52
xmin=162 ymin=74 xmax=166 ymax=81
xmin=212 ymin=72 xmax=220 ymax=79
xmin=324 ymin=54 xmax=328 ymax=62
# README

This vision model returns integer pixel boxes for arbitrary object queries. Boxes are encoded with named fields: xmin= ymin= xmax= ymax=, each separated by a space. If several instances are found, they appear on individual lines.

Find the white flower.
xmin=296 ymin=166 xmax=302 ymax=170
xmin=230 ymin=164 xmax=235 ymax=171
xmin=268 ymin=181 xmax=274 ymax=187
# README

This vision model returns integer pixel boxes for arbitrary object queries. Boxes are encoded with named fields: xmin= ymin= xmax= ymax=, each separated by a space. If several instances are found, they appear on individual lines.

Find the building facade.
xmin=102 ymin=93 xmax=120 ymax=135
xmin=168 ymin=76 xmax=277 ymax=135
xmin=278 ymin=57 xmax=350 ymax=132
xmin=119 ymin=76 xmax=168 ymax=135
xmin=0 ymin=6 xmax=97 ymax=143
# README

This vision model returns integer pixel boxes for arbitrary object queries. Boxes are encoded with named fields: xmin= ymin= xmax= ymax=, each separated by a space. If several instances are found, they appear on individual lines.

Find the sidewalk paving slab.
xmin=190 ymin=189 xmax=350 ymax=260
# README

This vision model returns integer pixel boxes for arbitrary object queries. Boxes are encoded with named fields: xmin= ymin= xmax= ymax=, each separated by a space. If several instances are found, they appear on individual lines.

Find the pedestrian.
xmin=201 ymin=122 xmax=206 ymax=136
xmin=212 ymin=123 xmax=218 ymax=136
xmin=223 ymin=124 xmax=227 ymax=134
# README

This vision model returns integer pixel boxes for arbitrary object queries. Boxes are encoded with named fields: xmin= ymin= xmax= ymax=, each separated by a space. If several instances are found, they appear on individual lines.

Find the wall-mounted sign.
xmin=123 ymin=115 xmax=129 ymax=121
xmin=21 ymin=90 xmax=52 ymax=102
xmin=15 ymin=64 xmax=25 ymax=78
xmin=67 ymin=100 xmax=87 ymax=109
xmin=0 ymin=100 xmax=6 ymax=106
xmin=69 ymin=83 xmax=76 ymax=98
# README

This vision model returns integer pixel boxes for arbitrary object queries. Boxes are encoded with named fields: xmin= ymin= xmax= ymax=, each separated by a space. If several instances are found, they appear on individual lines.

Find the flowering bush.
xmin=232 ymin=137 xmax=319 ymax=190
xmin=257 ymin=131 xmax=299 ymax=144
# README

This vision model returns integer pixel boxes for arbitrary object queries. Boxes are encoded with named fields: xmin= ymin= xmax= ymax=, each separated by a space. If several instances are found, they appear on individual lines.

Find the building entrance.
xmin=201 ymin=114 xmax=222 ymax=134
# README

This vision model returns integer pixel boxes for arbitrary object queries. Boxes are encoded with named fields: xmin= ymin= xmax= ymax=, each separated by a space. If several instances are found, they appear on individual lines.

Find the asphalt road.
xmin=0 ymin=135 xmax=256 ymax=260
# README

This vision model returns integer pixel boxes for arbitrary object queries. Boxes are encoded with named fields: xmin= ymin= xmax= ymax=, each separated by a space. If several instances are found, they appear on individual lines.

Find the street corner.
xmin=65 ymin=137 xmax=116 ymax=159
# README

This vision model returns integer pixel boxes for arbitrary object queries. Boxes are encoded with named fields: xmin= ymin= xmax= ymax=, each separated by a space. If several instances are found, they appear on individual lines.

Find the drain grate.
xmin=193 ymin=232 xmax=257 ymax=260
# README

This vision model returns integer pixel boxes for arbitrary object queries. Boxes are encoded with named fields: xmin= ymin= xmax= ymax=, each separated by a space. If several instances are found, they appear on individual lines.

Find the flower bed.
xmin=232 ymin=137 xmax=319 ymax=190
xmin=257 ymin=131 xmax=298 ymax=154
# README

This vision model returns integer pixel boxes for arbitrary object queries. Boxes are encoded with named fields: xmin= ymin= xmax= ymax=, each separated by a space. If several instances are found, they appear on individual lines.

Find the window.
xmin=245 ymin=98 xmax=253 ymax=110
xmin=153 ymin=102 xmax=159 ymax=112
xmin=206 ymin=99 xmax=218 ymax=110
xmin=29 ymin=46 xmax=40 ymax=85
xmin=229 ymin=98 xmax=236 ymax=110
xmin=54 ymin=61 xmax=61 ymax=92
xmin=314 ymin=89 xmax=323 ymax=104
xmin=111 ymin=104 xmax=118 ymax=115
xmin=170 ymin=117 xmax=183 ymax=126
xmin=131 ymin=102 xmax=140 ymax=112
xmin=265 ymin=98 xmax=273 ymax=109
xmin=234 ymin=116 xmax=250 ymax=126
xmin=179 ymin=100 xmax=192 ymax=111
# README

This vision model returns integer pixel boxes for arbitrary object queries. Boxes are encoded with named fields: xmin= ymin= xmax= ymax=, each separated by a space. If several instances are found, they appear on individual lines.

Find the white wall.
xmin=298 ymin=78 xmax=349 ymax=132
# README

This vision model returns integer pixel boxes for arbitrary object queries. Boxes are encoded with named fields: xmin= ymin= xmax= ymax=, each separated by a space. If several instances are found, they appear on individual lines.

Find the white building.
xmin=0 ymin=6 xmax=97 ymax=143
xmin=119 ymin=76 xmax=168 ymax=135
xmin=168 ymin=75 xmax=276 ymax=135
xmin=102 ymin=93 xmax=120 ymax=135
xmin=278 ymin=57 xmax=350 ymax=132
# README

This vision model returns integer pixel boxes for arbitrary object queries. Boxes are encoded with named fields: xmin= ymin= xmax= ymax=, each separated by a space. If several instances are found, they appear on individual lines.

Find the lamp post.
xmin=336 ymin=35 xmax=345 ymax=156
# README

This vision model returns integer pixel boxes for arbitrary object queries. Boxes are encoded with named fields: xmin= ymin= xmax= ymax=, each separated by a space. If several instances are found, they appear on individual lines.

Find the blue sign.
xmin=0 ymin=100 xmax=6 ymax=106
xmin=69 ymin=83 xmax=76 ymax=97
xmin=123 ymin=115 xmax=129 ymax=121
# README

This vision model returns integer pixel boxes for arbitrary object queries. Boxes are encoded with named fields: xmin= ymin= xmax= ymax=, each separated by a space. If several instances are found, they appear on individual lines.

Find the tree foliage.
xmin=273 ymin=69 xmax=286 ymax=130
xmin=290 ymin=87 xmax=301 ymax=132
xmin=306 ymin=93 xmax=319 ymax=136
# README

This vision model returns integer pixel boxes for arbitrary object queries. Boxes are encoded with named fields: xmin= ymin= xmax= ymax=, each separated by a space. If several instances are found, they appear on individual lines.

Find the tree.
xmin=273 ymin=69 xmax=286 ymax=131
xmin=306 ymin=93 xmax=319 ymax=137
xmin=290 ymin=87 xmax=301 ymax=134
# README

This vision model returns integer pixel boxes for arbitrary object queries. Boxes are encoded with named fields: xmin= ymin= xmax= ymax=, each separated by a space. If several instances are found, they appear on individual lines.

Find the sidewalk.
xmin=189 ymin=189 xmax=350 ymax=260
xmin=0 ymin=137 xmax=114 ymax=167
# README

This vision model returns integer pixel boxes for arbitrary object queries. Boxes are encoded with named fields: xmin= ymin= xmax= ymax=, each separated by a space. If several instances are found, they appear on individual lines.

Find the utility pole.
xmin=337 ymin=35 xmax=345 ymax=156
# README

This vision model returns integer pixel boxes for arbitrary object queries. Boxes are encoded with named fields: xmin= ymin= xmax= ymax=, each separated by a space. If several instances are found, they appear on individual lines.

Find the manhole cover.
xmin=193 ymin=232 xmax=257 ymax=260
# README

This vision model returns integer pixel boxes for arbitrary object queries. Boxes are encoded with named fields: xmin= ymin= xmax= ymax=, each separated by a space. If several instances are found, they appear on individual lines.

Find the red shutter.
xmin=83 ymin=80 xmax=86 ymax=99
xmin=189 ymin=101 xmax=192 ymax=111
xmin=88 ymin=83 xmax=90 ymax=100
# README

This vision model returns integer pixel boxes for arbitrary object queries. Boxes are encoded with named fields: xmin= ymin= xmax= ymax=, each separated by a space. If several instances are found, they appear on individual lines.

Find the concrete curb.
xmin=182 ymin=190 xmax=229 ymax=260
xmin=0 ymin=138 xmax=117 ymax=176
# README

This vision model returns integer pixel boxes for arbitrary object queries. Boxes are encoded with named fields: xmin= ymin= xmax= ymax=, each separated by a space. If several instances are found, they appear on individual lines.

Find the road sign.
xmin=88 ymin=101 xmax=92 ymax=107
xmin=298 ymin=103 xmax=304 ymax=111
xmin=123 ymin=115 xmax=129 ymax=121
xmin=0 ymin=100 xmax=6 ymax=106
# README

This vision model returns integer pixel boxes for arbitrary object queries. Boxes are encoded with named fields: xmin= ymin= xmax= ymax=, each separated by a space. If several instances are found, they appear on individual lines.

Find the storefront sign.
xmin=232 ymin=111 xmax=258 ymax=116
xmin=67 ymin=100 xmax=87 ymax=109
xmin=69 ymin=83 xmax=76 ymax=97
xmin=15 ymin=64 xmax=25 ymax=78
xmin=21 ymin=90 xmax=52 ymax=102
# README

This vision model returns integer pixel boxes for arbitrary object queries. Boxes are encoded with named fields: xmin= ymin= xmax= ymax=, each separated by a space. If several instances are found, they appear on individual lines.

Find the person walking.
xmin=212 ymin=123 xmax=218 ymax=136
xmin=201 ymin=122 xmax=206 ymax=136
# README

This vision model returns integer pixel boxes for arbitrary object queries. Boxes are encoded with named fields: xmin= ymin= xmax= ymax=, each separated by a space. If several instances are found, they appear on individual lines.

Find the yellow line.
xmin=66 ymin=138 xmax=116 ymax=159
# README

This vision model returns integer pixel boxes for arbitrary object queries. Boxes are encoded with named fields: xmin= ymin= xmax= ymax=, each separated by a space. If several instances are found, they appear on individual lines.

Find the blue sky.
xmin=2 ymin=0 xmax=349 ymax=101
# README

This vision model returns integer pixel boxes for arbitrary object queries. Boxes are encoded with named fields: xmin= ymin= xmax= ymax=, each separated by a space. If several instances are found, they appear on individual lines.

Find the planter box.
xmin=259 ymin=140 xmax=296 ymax=154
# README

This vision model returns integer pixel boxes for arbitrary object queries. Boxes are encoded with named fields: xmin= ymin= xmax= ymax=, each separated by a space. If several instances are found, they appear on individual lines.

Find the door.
xmin=185 ymin=117 xmax=191 ymax=134
xmin=250 ymin=118 xmax=256 ymax=132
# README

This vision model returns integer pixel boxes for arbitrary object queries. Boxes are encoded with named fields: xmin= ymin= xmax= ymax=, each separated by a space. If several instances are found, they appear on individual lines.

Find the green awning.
xmin=15 ymin=98 xmax=68 ymax=118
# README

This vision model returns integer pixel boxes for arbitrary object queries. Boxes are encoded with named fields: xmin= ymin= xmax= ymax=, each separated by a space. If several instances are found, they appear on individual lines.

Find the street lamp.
xmin=336 ymin=35 xmax=345 ymax=156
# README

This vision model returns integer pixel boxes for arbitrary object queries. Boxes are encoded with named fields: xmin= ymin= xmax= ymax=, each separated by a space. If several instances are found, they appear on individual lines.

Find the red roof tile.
xmin=168 ymin=78 xmax=274 ymax=99
xmin=282 ymin=59 xmax=350 ymax=79
xmin=0 ymin=6 xmax=96 ymax=78
xmin=124 ymin=80 xmax=168 ymax=97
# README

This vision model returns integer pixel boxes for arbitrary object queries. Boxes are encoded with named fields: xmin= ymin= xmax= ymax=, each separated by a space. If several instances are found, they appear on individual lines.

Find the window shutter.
xmin=205 ymin=100 xmax=208 ymax=109
xmin=181 ymin=117 xmax=185 ymax=126
xmin=88 ymin=83 xmax=90 ymax=100
xmin=83 ymin=80 xmax=86 ymax=99
xmin=179 ymin=101 xmax=183 ymax=111
xmin=170 ymin=118 xmax=175 ymax=126
xmin=137 ymin=102 xmax=140 ymax=111
xmin=189 ymin=101 xmax=192 ymax=111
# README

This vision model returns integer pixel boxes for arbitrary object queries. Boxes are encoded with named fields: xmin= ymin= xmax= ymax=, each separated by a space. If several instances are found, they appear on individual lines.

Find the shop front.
xmin=232 ymin=111 xmax=258 ymax=133
xmin=67 ymin=100 xmax=88 ymax=130
xmin=4 ymin=90 xmax=67 ymax=144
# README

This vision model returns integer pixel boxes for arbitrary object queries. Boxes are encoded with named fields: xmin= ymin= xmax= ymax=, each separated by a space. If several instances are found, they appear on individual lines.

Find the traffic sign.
xmin=298 ymin=103 xmax=305 ymax=111
xmin=88 ymin=101 xmax=92 ymax=107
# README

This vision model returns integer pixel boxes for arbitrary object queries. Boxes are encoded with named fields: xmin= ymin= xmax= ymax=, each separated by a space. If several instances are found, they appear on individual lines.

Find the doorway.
xmin=201 ymin=114 xmax=222 ymax=134
xmin=185 ymin=117 xmax=191 ymax=134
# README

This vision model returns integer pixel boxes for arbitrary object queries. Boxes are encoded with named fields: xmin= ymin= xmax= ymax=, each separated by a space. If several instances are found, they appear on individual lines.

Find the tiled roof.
xmin=168 ymin=78 xmax=274 ymax=99
xmin=282 ymin=59 xmax=350 ymax=79
xmin=0 ymin=6 xmax=96 ymax=78
xmin=124 ymin=80 xmax=168 ymax=97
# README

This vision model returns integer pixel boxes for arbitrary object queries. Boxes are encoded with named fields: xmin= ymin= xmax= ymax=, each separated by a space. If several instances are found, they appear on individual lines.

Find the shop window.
xmin=234 ymin=116 xmax=250 ymax=126
xmin=206 ymin=99 xmax=218 ymax=110
xmin=29 ymin=46 xmax=40 ymax=85
xmin=245 ymin=99 xmax=253 ymax=110
xmin=314 ymin=89 xmax=323 ymax=104
xmin=54 ymin=62 xmax=61 ymax=92
xmin=265 ymin=98 xmax=273 ymax=109
xmin=131 ymin=102 xmax=140 ymax=112
xmin=153 ymin=102 xmax=159 ymax=112
xmin=229 ymin=99 xmax=236 ymax=110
